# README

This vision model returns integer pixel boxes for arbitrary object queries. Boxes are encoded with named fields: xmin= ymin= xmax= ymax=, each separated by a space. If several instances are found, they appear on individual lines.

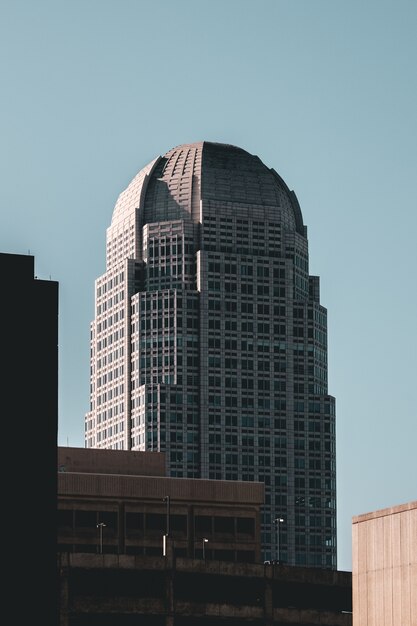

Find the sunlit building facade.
xmin=85 ymin=142 xmax=336 ymax=567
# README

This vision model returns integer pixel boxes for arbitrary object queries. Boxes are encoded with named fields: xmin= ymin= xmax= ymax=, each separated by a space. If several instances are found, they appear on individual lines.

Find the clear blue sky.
xmin=1 ymin=0 xmax=416 ymax=571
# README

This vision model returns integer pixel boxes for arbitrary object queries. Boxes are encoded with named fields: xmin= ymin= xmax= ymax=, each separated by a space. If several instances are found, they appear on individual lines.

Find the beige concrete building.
xmin=352 ymin=501 xmax=417 ymax=626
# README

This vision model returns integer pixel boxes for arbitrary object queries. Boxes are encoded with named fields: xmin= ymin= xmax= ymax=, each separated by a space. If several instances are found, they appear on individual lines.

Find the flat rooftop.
xmin=58 ymin=446 xmax=264 ymax=505
xmin=352 ymin=500 xmax=417 ymax=524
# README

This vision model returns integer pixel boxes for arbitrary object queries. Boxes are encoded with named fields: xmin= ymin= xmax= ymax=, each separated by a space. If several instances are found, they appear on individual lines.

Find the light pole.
xmin=202 ymin=538 xmax=208 ymax=560
xmin=162 ymin=496 xmax=170 ymax=556
xmin=97 ymin=522 xmax=106 ymax=554
xmin=163 ymin=495 xmax=170 ymax=536
xmin=274 ymin=517 xmax=284 ymax=564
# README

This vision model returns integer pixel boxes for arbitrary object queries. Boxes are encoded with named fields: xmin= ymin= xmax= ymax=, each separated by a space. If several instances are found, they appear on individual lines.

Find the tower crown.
xmin=110 ymin=141 xmax=304 ymax=236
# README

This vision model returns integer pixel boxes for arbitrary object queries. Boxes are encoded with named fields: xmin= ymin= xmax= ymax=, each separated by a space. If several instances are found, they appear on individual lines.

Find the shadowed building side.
xmin=1 ymin=252 xmax=58 ymax=623
xmin=58 ymin=553 xmax=352 ymax=626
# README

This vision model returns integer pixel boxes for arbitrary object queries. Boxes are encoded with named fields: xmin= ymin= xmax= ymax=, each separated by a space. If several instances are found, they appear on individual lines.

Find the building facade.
xmin=58 ymin=446 xmax=263 ymax=562
xmin=352 ymin=501 xmax=417 ymax=626
xmin=85 ymin=142 xmax=336 ymax=566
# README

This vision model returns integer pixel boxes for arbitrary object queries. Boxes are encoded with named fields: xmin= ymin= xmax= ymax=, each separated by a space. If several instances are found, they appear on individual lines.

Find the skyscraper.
xmin=85 ymin=142 xmax=336 ymax=568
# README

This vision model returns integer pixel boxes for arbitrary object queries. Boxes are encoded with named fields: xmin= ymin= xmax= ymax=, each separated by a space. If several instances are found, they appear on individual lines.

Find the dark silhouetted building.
xmin=85 ymin=142 xmax=336 ymax=566
xmin=1 ymin=252 xmax=58 ymax=622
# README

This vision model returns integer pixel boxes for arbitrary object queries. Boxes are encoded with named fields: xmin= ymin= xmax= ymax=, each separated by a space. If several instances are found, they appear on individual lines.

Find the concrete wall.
xmin=58 ymin=552 xmax=352 ymax=626
xmin=352 ymin=501 xmax=417 ymax=626
xmin=58 ymin=470 xmax=264 ymax=504
xmin=58 ymin=446 xmax=166 ymax=476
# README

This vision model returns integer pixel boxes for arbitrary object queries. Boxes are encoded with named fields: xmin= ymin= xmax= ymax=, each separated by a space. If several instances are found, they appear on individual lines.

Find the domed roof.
xmin=111 ymin=142 xmax=304 ymax=236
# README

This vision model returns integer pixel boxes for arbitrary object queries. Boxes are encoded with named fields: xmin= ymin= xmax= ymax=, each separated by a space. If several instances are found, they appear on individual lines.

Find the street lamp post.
xmin=97 ymin=522 xmax=106 ymax=554
xmin=163 ymin=495 xmax=170 ymax=536
xmin=202 ymin=538 xmax=208 ymax=560
xmin=162 ymin=496 xmax=170 ymax=556
xmin=274 ymin=517 xmax=284 ymax=564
